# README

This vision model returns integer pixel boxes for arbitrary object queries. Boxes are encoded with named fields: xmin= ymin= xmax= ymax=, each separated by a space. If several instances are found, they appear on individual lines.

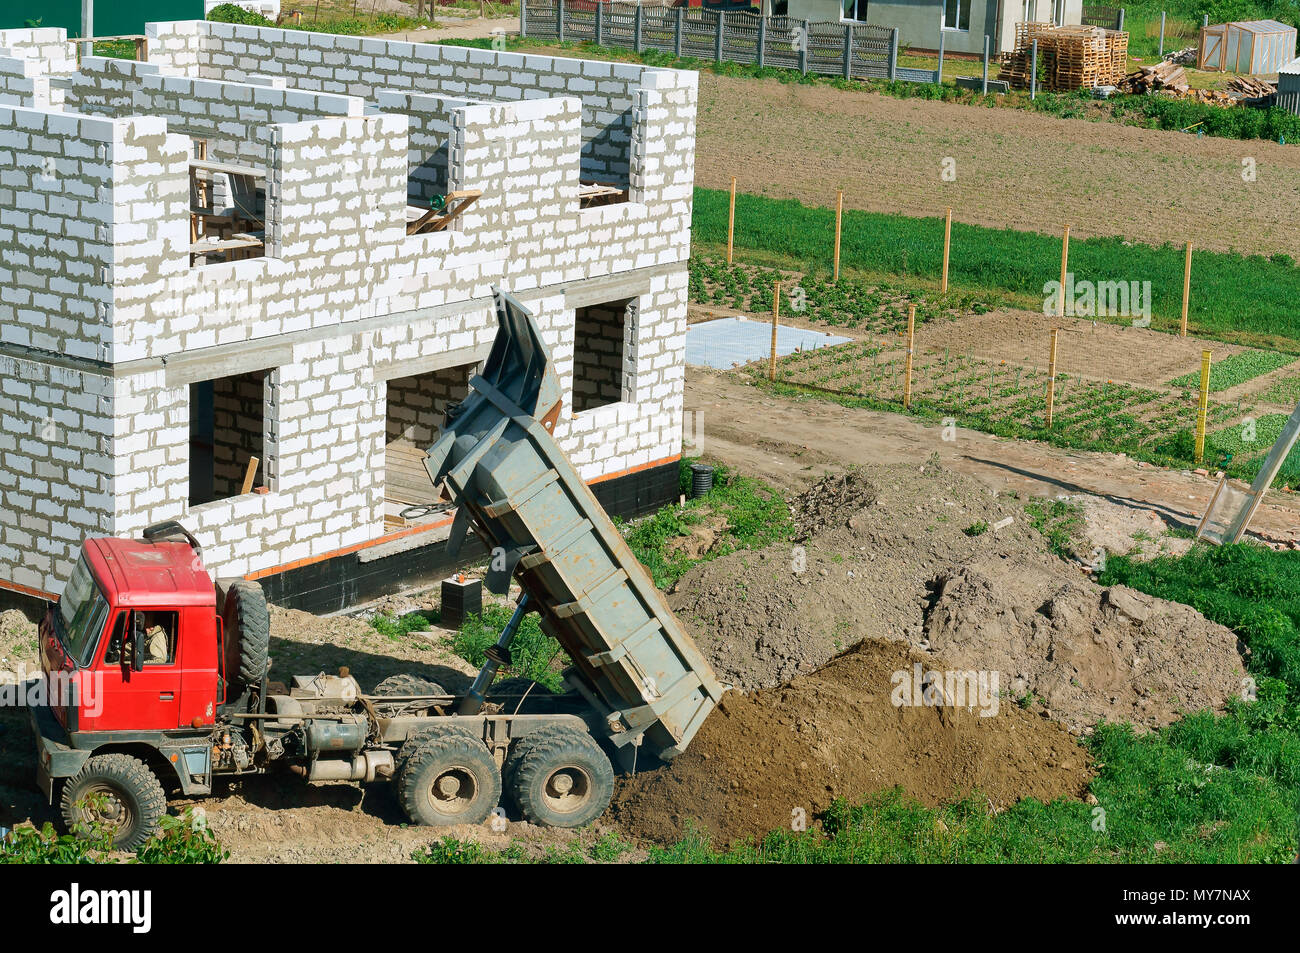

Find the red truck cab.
xmin=41 ymin=535 xmax=220 ymax=734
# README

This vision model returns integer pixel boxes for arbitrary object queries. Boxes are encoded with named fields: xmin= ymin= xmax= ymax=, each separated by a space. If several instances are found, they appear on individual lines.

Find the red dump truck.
xmin=30 ymin=289 xmax=724 ymax=848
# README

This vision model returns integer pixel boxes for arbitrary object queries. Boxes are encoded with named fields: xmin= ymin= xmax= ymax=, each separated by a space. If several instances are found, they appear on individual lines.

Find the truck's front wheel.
xmin=60 ymin=754 xmax=167 ymax=851
xmin=397 ymin=734 xmax=502 ymax=827
xmin=508 ymin=727 xmax=614 ymax=829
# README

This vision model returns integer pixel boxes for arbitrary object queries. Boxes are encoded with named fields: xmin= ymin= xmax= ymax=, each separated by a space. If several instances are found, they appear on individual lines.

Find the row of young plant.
xmin=1 ymin=810 xmax=227 ymax=864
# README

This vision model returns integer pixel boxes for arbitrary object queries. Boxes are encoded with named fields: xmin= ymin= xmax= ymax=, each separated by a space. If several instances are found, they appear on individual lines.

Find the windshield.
xmin=57 ymin=557 xmax=110 ymax=668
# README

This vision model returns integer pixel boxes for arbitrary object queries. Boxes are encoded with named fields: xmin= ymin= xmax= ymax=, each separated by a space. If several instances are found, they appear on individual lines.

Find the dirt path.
xmin=389 ymin=14 xmax=518 ymax=43
xmin=686 ymin=366 xmax=1300 ymax=543
xmin=694 ymin=73 xmax=1300 ymax=257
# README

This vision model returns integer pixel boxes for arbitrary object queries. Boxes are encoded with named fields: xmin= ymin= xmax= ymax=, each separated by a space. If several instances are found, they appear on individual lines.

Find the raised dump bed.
xmin=424 ymin=288 xmax=725 ymax=764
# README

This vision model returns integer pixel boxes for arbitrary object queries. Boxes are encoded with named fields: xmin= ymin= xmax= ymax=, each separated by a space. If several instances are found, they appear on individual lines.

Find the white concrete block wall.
xmin=0 ymin=23 xmax=696 ymax=596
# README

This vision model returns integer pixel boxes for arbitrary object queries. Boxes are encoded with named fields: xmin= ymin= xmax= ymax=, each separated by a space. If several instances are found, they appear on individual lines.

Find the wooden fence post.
xmin=1058 ymin=224 xmax=1070 ymax=318
xmin=769 ymin=281 xmax=781 ymax=381
xmin=727 ymin=176 xmax=736 ymax=266
xmin=904 ymin=304 xmax=916 ymax=409
xmin=1181 ymin=241 xmax=1192 ymax=337
xmin=941 ymin=207 xmax=952 ymax=294
xmin=833 ymin=189 xmax=843 ymax=282
xmin=1046 ymin=328 xmax=1059 ymax=428
xmin=1195 ymin=349 xmax=1211 ymax=462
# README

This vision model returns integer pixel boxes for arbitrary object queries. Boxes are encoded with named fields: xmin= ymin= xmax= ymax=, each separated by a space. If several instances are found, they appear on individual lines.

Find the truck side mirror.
xmin=131 ymin=630 xmax=145 ymax=673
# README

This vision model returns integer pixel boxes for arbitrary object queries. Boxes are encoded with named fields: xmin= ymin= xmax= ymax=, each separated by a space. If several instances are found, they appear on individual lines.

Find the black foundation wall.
xmin=257 ymin=458 xmax=680 ymax=615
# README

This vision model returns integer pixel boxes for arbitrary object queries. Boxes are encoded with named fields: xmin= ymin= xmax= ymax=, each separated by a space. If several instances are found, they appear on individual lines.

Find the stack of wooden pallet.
xmin=998 ymin=23 xmax=1129 ymax=91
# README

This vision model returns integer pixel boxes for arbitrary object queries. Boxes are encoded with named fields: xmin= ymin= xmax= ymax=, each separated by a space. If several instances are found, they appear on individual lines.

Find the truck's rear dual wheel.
xmin=397 ymin=734 xmax=502 ymax=827
xmin=60 ymin=753 xmax=167 ymax=851
xmin=505 ymin=727 xmax=614 ymax=829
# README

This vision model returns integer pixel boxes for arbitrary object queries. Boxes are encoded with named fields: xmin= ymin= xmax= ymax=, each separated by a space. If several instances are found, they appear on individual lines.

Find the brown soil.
xmin=695 ymin=73 xmax=1300 ymax=257
xmin=926 ymin=555 xmax=1246 ymax=734
xmin=671 ymin=466 xmax=1245 ymax=733
xmin=914 ymin=310 xmax=1256 ymax=392
xmin=687 ymin=365 xmax=1300 ymax=544
xmin=609 ymin=639 xmax=1091 ymax=846
xmin=671 ymin=465 xmax=1046 ymax=690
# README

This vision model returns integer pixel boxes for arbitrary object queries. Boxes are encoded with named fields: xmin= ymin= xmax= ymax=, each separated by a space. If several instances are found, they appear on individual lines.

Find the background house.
xmin=782 ymin=0 xmax=1085 ymax=54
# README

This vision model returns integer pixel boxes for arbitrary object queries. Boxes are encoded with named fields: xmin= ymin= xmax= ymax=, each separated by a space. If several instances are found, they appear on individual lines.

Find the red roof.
xmin=83 ymin=536 xmax=215 ymax=608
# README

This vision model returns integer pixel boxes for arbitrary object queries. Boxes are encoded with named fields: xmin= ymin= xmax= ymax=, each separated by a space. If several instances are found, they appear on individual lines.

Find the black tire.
xmin=372 ymin=674 xmax=446 ymax=697
xmin=223 ymin=580 xmax=270 ymax=699
xmin=396 ymin=723 xmax=478 ymax=768
xmin=60 ymin=754 xmax=167 ymax=851
xmin=398 ymin=733 xmax=501 ymax=827
xmin=508 ymin=727 xmax=614 ymax=829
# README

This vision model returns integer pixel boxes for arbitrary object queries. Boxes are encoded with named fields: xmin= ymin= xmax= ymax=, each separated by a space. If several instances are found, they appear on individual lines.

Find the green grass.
xmin=693 ymin=188 xmax=1300 ymax=349
xmin=1206 ymin=412 xmax=1300 ymax=481
xmin=451 ymin=604 xmax=568 ymax=693
xmin=1168 ymin=350 xmax=1297 ymax=392
xmin=208 ymin=3 xmax=431 ymax=36
xmin=617 ymin=459 xmax=794 ymax=589
xmin=1024 ymin=498 xmax=1085 ymax=557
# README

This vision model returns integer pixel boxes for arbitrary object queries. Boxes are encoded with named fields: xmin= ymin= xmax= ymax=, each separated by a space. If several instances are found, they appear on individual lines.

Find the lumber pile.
xmin=1117 ymin=66 xmax=1274 ymax=106
xmin=1226 ymin=75 xmax=1277 ymax=98
xmin=998 ymin=23 xmax=1129 ymax=91
xmin=1118 ymin=59 xmax=1189 ymax=94
xmin=1165 ymin=46 xmax=1197 ymax=65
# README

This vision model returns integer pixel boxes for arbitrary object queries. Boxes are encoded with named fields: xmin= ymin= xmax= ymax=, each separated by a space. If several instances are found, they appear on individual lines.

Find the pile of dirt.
xmin=789 ymin=470 xmax=878 ymax=540
xmin=670 ymin=463 xmax=1246 ymax=734
xmin=670 ymin=463 xmax=1046 ymax=690
xmin=925 ymin=555 xmax=1246 ymax=733
xmin=609 ymin=638 xmax=1091 ymax=846
xmin=0 ymin=609 xmax=38 ymax=676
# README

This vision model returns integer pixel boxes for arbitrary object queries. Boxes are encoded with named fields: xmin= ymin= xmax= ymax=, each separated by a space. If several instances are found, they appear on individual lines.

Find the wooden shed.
xmin=1199 ymin=20 xmax=1297 ymax=74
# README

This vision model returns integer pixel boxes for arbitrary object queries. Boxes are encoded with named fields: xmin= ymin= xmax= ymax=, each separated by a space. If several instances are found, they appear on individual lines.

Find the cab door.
xmin=86 ymin=609 xmax=183 ymax=732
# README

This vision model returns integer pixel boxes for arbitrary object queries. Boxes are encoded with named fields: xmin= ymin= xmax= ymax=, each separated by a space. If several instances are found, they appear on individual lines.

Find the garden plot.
xmin=768 ymin=338 xmax=1242 ymax=460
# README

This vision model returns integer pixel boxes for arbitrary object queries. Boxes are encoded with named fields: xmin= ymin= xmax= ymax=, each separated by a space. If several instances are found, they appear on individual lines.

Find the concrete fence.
xmin=521 ymin=0 xmax=901 ymax=82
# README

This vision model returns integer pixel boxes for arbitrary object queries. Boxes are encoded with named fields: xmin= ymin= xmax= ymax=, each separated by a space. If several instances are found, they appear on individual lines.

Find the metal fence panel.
xmin=1081 ymin=4 xmax=1123 ymax=31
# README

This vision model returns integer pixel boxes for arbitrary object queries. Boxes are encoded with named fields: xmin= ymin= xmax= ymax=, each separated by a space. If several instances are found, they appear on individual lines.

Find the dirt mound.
xmin=925 ymin=555 xmax=1246 ymax=733
xmin=669 ymin=463 xmax=1045 ymax=690
xmin=789 ymin=470 xmax=878 ymax=540
xmin=0 ymin=609 xmax=38 ymax=675
xmin=610 ymin=639 xmax=1091 ymax=846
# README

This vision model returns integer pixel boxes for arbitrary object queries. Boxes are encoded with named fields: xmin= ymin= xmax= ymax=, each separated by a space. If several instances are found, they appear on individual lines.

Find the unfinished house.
xmin=0 ymin=20 xmax=696 ymax=612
